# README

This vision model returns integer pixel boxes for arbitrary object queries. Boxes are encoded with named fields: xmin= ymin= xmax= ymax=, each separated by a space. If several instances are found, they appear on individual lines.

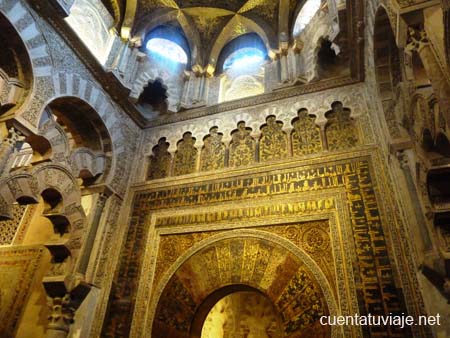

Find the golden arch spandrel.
xmin=130 ymin=189 xmax=361 ymax=338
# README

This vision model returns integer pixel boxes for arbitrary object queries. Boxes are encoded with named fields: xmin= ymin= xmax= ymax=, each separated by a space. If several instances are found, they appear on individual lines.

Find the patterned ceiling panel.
xmin=174 ymin=0 xmax=247 ymax=12
xmin=138 ymin=0 xmax=179 ymax=13
xmin=184 ymin=8 xmax=235 ymax=51
xmin=135 ymin=0 xmax=280 ymax=49
xmin=238 ymin=0 xmax=279 ymax=32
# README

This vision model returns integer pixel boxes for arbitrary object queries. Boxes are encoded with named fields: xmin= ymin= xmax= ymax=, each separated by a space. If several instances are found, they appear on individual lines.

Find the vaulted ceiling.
xmin=103 ymin=0 xmax=306 ymax=68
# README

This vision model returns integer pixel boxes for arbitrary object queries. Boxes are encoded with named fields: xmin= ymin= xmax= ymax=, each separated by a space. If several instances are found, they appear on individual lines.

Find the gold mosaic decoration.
xmin=152 ymin=236 xmax=330 ymax=338
xmin=0 ymin=204 xmax=26 ymax=245
xmin=104 ymin=155 xmax=411 ymax=338
xmin=173 ymin=132 xmax=198 ymax=176
xmin=200 ymin=127 xmax=226 ymax=171
xmin=259 ymin=116 xmax=288 ymax=162
xmin=229 ymin=122 xmax=255 ymax=167
xmin=291 ymin=109 xmax=323 ymax=156
xmin=325 ymin=105 xmax=359 ymax=151
xmin=0 ymin=246 xmax=44 ymax=337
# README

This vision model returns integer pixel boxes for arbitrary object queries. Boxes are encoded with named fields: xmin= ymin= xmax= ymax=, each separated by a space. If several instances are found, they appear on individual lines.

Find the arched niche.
xmin=133 ymin=10 xmax=201 ymax=67
xmin=216 ymin=33 xmax=268 ymax=103
xmin=427 ymin=167 xmax=450 ymax=207
xmin=137 ymin=79 xmax=169 ymax=116
xmin=150 ymin=232 xmax=335 ymax=338
xmin=40 ymin=97 xmax=112 ymax=183
xmin=0 ymin=11 xmax=33 ymax=116
xmin=373 ymin=6 xmax=403 ymax=139
xmin=208 ymin=16 xmax=275 ymax=75
xmin=44 ymin=97 xmax=111 ymax=153
xmin=196 ymin=287 xmax=284 ymax=338
xmin=315 ymin=36 xmax=348 ymax=78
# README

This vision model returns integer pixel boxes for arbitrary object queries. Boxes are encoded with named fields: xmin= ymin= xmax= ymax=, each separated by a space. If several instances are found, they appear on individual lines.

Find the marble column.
xmin=77 ymin=192 xmax=109 ymax=276
xmin=182 ymin=71 xmax=207 ymax=107
xmin=46 ymin=295 xmax=75 ymax=338
xmin=280 ymin=54 xmax=289 ymax=83
xmin=44 ymin=279 xmax=91 ymax=338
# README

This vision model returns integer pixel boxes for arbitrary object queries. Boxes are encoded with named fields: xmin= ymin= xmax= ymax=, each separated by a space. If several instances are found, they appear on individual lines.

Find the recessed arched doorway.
xmin=197 ymin=287 xmax=283 ymax=338
xmin=149 ymin=231 xmax=335 ymax=338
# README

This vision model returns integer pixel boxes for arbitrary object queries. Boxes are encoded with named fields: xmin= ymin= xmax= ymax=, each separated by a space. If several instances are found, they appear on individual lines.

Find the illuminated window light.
xmin=223 ymin=48 xmax=265 ymax=72
xmin=146 ymin=38 xmax=188 ymax=64
xmin=293 ymin=0 xmax=322 ymax=37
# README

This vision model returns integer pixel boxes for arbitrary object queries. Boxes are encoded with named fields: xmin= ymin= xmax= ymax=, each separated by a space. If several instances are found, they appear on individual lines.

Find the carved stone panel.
xmin=229 ymin=122 xmax=255 ymax=167
xmin=0 ymin=204 xmax=26 ymax=245
xmin=200 ymin=127 xmax=226 ymax=171
xmin=0 ymin=247 xmax=44 ymax=337
xmin=259 ymin=116 xmax=288 ymax=162
xmin=291 ymin=109 xmax=323 ymax=156
xmin=173 ymin=132 xmax=197 ymax=176
xmin=325 ymin=103 xmax=359 ymax=150
xmin=147 ymin=138 xmax=172 ymax=180
xmin=104 ymin=155 xmax=414 ymax=338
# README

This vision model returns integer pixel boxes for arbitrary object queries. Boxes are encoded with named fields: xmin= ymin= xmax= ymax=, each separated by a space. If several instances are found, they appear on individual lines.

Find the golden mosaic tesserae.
xmin=0 ymin=0 xmax=450 ymax=337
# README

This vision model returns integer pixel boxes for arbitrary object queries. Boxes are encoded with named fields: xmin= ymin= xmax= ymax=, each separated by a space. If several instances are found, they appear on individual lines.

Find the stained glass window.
xmin=146 ymin=38 xmax=188 ymax=64
xmin=293 ymin=0 xmax=322 ymax=37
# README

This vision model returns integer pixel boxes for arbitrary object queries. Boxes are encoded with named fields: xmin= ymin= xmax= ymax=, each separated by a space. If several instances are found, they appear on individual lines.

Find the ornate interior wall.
xmin=0 ymin=0 xmax=449 ymax=338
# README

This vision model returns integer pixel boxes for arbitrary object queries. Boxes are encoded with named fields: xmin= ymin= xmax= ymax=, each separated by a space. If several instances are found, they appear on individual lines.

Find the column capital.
xmin=47 ymin=294 xmax=75 ymax=333
xmin=96 ymin=192 xmax=109 ymax=207
xmin=395 ymin=150 xmax=409 ymax=169
xmin=44 ymin=278 xmax=91 ymax=338
xmin=406 ymin=27 xmax=429 ymax=52
xmin=2 ymin=127 xmax=25 ymax=147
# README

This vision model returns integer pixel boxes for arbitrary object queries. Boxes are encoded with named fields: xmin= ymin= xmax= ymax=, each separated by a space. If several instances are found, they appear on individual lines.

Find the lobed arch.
xmin=130 ymin=72 xmax=180 ymax=113
xmin=145 ymin=99 xmax=361 ymax=152
xmin=0 ymin=164 xmax=82 ymax=218
xmin=36 ymin=118 xmax=69 ymax=163
xmin=143 ymin=100 xmax=361 ymax=180
xmin=0 ymin=164 xmax=88 ymax=308
xmin=146 ymin=230 xmax=338 ymax=338
xmin=70 ymin=148 xmax=107 ymax=181
xmin=302 ymin=21 xmax=338 ymax=82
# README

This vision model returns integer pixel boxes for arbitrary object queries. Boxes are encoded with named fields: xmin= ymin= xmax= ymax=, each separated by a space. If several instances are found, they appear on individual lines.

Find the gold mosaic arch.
xmin=147 ymin=229 xmax=339 ymax=338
